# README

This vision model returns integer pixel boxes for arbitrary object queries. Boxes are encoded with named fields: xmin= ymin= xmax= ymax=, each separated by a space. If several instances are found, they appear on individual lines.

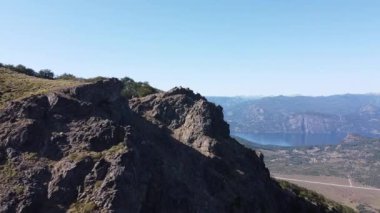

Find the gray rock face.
xmin=129 ymin=87 xmax=230 ymax=157
xmin=0 ymin=81 xmax=335 ymax=212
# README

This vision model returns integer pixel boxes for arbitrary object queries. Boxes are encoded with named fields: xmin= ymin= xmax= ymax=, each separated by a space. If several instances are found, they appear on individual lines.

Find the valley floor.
xmin=273 ymin=174 xmax=380 ymax=212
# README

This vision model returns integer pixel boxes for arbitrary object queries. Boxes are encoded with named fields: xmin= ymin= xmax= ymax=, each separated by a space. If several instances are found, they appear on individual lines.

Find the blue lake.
xmin=232 ymin=132 xmax=346 ymax=147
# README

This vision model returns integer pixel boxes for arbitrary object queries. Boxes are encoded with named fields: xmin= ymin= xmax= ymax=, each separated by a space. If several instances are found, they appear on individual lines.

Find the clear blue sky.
xmin=1 ymin=0 xmax=379 ymax=96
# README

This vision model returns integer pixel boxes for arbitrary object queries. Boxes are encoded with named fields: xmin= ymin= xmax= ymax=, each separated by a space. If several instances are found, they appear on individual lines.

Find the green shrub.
xmin=85 ymin=76 xmax=109 ymax=83
xmin=38 ymin=69 xmax=54 ymax=79
xmin=121 ymin=77 xmax=158 ymax=98
xmin=56 ymin=73 xmax=78 ymax=80
xmin=0 ymin=160 xmax=17 ymax=180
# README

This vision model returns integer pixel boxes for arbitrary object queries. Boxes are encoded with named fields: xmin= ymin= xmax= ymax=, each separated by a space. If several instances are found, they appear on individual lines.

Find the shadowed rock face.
xmin=0 ymin=80 xmax=335 ymax=212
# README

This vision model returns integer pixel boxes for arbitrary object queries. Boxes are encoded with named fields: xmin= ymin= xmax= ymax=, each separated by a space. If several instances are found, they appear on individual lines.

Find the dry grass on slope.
xmin=0 ymin=68 xmax=82 ymax=109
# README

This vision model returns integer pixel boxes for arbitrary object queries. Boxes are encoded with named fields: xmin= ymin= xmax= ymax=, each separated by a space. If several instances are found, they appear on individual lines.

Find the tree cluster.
xmin=120 ymin=77 xmax=159 ymax=98
xmin=0 ymin=63 xmax=54 ymax=79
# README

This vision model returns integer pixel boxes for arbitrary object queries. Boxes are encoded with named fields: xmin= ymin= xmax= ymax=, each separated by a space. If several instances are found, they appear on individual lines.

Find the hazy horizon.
xmin=1 ymin=0 xmax=379 ymax=96
xmin=207 ymin=92 xmax=380 ymax=98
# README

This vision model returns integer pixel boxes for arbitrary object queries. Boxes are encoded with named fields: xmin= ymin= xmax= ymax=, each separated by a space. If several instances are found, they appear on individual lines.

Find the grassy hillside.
xmin=0 ymin=68 xmax=82 ymax=109
xmin=277 ymin=180 xmax=355 ymax=213
xmin=0 ymin=67 xmax=160 ymax=110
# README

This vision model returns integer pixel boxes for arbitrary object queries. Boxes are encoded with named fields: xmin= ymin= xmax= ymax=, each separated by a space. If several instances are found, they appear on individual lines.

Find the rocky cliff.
xmin=0 ymin=79 xmax=342 ymax=212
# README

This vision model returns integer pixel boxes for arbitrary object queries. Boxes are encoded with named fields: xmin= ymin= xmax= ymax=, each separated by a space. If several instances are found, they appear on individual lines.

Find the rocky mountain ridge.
xmin=0 ymin=78 xmax=349 ymax=212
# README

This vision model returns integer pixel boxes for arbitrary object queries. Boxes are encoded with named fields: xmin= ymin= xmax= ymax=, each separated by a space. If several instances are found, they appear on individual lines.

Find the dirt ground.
xmin=273 ymin=173 xmax=380 ymax=212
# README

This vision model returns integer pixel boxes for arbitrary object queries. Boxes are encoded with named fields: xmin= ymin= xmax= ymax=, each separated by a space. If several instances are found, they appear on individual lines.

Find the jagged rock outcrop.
xmin=0 ymin=80 xmax=340 ymax=212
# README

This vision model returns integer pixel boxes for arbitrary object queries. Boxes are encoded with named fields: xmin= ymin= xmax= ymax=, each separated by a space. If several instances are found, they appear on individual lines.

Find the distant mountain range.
xmin=208 ymin=94 xmax=380 ymax=136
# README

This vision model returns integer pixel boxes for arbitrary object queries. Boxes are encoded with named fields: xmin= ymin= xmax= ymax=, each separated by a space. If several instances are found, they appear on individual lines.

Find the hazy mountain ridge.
xmin=208 ymin=95 xmax=380 ymax=135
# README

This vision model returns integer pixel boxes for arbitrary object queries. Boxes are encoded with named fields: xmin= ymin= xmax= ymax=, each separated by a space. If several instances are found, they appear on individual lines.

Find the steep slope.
xmin=0 ymin=79 xmax=349 ymax=212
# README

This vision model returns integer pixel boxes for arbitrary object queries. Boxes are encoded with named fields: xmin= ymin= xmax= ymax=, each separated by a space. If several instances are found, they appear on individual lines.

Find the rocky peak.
xmin=163 ymin=87 xmax=203 ymax=99
xmin=0 ymin=79 xmax=336 ymax=212
xmin=129 ymin=87 xmax=230 ymax=157
xmin=66 ymin=78 xmax=123 ymax=104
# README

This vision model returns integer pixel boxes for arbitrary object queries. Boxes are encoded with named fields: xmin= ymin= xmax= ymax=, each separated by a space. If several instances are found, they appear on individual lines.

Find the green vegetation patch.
xmin=121 ymin=77 xmax=159 ymax=98
xmin=0 ymin=160 xmax=17 ymax=181
xmin=67 ymin=143 xmax=127 ymax=162
xmin=105 ymin=143 xmax=128 ymax=156
xmin=94 ymin=180 xmax=103 ymax=189
xmin=23 ymin=152 xmax=39 ymax=161
xmin=68 ymin=201 xmax=97 ymax=213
